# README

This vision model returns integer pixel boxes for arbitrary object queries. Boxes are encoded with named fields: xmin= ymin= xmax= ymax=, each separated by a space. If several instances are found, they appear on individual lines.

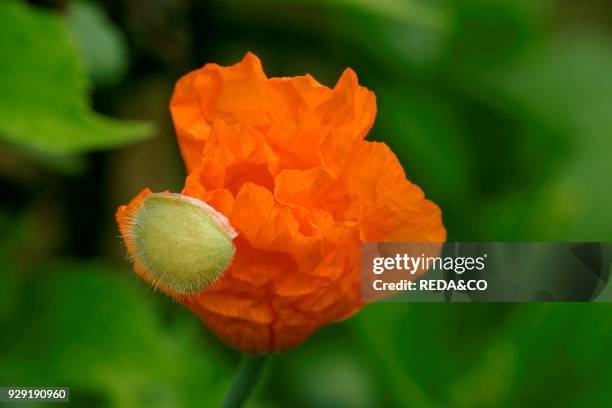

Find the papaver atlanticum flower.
xmin=117 ymin=53 xmax=445 ymax=353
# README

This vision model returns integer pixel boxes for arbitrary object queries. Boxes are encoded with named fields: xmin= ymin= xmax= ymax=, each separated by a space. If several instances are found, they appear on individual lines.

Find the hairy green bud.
xmin=130 ymin=193 xmax=237 ymax=294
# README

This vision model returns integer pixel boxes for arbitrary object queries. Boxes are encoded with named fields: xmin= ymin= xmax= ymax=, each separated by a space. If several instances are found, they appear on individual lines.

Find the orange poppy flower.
xmin=116 ymin=53 xmax=446 ymax=353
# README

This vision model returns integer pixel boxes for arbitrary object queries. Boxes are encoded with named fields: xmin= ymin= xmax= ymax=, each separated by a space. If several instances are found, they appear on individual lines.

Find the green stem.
xmin=222 ymin=354 xmax=268 ymax=408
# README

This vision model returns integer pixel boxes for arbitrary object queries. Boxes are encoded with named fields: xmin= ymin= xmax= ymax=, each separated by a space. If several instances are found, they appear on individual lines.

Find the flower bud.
xmin=127 ymin=192 xmax=237 ymax=295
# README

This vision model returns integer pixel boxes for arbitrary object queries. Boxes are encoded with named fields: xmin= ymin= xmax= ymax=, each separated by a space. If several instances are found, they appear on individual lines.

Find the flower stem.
xmin=222 ymin=354 xmax=268 ymax=408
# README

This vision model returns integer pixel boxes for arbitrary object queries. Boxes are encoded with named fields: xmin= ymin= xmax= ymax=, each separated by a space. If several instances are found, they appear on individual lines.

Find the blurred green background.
xmin=1 ymin=0 xmax=611 ymax=406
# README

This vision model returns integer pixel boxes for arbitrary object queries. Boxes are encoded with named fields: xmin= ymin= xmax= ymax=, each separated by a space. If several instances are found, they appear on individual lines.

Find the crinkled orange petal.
xmin=119 ymin=53 xmax=446 ymax=353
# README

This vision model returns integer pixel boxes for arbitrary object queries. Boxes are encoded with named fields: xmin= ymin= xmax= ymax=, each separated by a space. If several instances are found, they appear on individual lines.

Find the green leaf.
xmin=0 ymin=1 xmax=153 ymax=155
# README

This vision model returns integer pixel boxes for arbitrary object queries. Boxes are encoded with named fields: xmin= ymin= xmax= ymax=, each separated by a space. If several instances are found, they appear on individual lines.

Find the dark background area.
xmin=1 ymin=0 xmax=611 ymax=406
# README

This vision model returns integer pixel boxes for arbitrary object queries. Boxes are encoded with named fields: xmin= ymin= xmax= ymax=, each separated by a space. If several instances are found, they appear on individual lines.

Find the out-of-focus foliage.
xmin=0 ymin=0 xmax=152 ymax=155
xmin=0 ymin=229 xmax=232 ymax=407
xmin=310 ymin=0 xmax=447 ymax=30
xmin=479 ymin=36 xmax=612 ymax=241
xmin=1 ymin=0 xmax=612 ymax=407
xmin=351 ymin=303 xmax=612 ymax=407
xmin=1 ymin=265 xmax=230 ymax=407
xmin=68 ymin=0 xmax=129 ymax=86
